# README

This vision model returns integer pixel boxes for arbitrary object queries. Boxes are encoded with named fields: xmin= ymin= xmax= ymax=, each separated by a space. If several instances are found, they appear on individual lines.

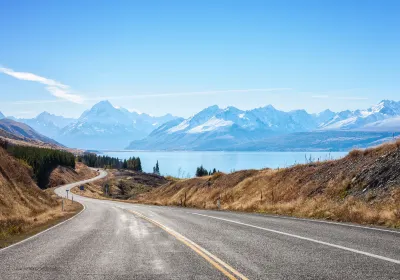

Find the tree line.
xmin=1 ymin=140 xmax=75 ymax=189
xmin=122 ymin=157 xmax=142 ymax=172
xmin=78 ymin=153 xmax=142 ymax=172
xmin=78 ymin=153 xmax=123 ymax=169
xmin=196 ymin=165 xmax=219 ymax=177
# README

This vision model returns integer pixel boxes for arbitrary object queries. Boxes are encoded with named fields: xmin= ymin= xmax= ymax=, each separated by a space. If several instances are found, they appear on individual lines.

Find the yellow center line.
xmin=124 ymin=208 xmax=248 ymax=280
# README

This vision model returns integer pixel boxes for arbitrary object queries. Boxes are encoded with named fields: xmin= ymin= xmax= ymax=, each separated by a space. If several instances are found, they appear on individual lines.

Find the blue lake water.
xmin=102 ymin=151 xmax=348 ymax=178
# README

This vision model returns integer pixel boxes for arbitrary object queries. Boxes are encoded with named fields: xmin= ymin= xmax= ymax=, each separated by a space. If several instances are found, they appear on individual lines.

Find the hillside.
xmin=137 ymin=140 xmax=400 ymax=227
xmin=48 ymin=162 xmax=97 ymax=189
xmin=0 ymin=147 xmax=82 ymax=247
xmin=0 ymin=118 xmax=62 ymax=147
xmin=72 ymin=169 xmax=168 ymax=200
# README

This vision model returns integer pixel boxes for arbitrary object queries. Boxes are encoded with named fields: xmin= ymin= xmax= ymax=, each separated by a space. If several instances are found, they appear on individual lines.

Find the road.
xmin=0 ymin=170 xmax=399 ymax=279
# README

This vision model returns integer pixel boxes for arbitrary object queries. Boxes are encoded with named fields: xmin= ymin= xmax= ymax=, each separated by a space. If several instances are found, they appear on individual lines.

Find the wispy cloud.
xmin=336 ymin=96 xmax=369 ymax=100
xmin=312 ymin=95 xmax=368 ymax=100
xmin=3 ymin=87 xmax=292 ymax=105
xmin=312 ymin=95 xmax=329 ymax=99
xmin=0 ymin=66 xmax=83 ymax=103
xmin=311 ymin=95 xmax=369 ymax=100
xmin=310 ymin=88 xmax=369 ymax=101
xmin=85 ymin=88 xmax=292 ymax=101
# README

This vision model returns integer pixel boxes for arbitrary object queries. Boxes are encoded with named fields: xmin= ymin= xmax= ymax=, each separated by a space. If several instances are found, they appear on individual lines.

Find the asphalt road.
xmin=0 ymin=170 xmax=399 ymax=279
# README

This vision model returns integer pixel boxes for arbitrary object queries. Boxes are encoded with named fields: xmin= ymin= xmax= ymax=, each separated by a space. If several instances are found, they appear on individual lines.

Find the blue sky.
xmin=0 ymin=0 xmax=399 ymax=118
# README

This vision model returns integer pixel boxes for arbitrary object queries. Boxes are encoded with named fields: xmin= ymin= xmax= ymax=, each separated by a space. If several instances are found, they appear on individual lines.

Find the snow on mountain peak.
xmin=187 ymin=117 xmax=233 ymax=134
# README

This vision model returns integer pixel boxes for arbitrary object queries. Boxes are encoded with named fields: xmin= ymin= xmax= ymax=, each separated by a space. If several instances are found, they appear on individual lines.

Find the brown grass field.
xmin=0 ymin=147 xmax=94 ymax=248
xmin=69 ymin=140 xmax=400 ymax=228
xmin=136 ymin=140 xmax=400 ymax=228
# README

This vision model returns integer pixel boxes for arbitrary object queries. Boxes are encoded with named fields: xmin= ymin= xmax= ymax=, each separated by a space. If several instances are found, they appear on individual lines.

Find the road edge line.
xmin=0 ymin=169 xmax=107 ymax=252
xmin=192 ymin=213 xmax=400 ymax=265
xmin=0 ymin=204 xmax=86 ymax=253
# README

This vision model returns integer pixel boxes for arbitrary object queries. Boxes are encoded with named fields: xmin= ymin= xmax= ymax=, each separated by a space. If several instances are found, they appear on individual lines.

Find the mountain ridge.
xmin=127 ymin=100 xmax=400 ymax=151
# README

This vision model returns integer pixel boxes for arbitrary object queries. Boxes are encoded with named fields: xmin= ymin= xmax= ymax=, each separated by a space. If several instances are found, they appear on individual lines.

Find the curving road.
xmin=0 ymin=169 xmax=399 ymax=279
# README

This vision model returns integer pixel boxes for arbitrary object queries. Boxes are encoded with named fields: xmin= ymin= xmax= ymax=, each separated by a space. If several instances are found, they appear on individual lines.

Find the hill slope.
xmin=138 ymin=140 xmax=400 ymax=227
xmin=0 ymin=119 xmax=61 ymax=146
xmin=0 ymin=147 xmax=58 ymax=222
xmin=0 ymin=146 xmax=95 ymax=247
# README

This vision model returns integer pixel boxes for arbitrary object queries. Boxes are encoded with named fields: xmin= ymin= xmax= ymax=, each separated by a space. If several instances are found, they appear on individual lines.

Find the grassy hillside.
xmin=137 ymin=140 xmax=400 ymax=227
xmin=3 ymin=143 xmax=75 ymax=189
xmin=72 ymin=169 xmax=167 ymax=200
xmin=0 ymin=147 xmax=94 ymax=248
xmin=48 ymin=163 xmax=97 ymax=189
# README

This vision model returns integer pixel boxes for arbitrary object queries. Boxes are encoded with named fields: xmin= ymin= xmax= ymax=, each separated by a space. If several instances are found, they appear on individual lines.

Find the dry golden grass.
xmin=47 ymin=162 xmax=97 ymax=188
xmin=0 ymin=147 xmax=93 ymax=248
xmin=137 ymin=140 xmax=400 ymax=228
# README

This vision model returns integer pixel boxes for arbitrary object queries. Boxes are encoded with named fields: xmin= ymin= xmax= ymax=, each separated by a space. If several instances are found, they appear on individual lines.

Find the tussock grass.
xmin=0 ymin=147 xmax=91 ymax=248
xmin=138 ymin=141 xmax=400 ymax=228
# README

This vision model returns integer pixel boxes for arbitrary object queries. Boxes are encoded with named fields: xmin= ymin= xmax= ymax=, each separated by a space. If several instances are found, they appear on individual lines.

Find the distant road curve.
xmin=0 ymin=169 xmax=399 ymax=279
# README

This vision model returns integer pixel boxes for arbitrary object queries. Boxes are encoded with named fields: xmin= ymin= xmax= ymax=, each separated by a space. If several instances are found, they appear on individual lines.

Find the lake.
xmin=102 ymin=151 xmax=348 ymax=178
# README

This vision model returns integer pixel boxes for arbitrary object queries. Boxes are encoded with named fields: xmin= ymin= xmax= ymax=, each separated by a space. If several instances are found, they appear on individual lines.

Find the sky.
xmin=0 ymin=0 xmax=399 ymax=118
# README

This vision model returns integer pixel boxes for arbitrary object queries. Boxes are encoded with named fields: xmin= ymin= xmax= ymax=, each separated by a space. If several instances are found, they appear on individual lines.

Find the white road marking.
xmin=185 ymin=211 xmax=400 ymax=234
xmin=263 ymin=213 xmax=400 ymax=234
xmin=1 ymin=169 xmax=107 ymax=252
xmin=0 ymin=204 xmax=86 ymax=253
xmin=192 ymin=213 xmax=400 ymax=265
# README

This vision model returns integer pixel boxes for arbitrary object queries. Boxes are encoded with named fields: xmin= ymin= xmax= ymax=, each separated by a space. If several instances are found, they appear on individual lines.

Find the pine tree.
xmin=135 ymin=157 xmax=142 ymax=172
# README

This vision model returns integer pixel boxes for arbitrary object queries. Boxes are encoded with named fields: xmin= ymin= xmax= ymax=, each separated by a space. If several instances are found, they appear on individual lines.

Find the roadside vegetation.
xmin=136 ymin=140 xmax=400 ymax=228
xmin=72 ymin=169 xmax=167 ymax=200
xmin=1 ymin=139 xmax=75 ymax=189
xmin=196 ymin=165 xmax=219 ymax=177
xmin=78 ymin=153 xmax=142 ymax=171
xmin=0 ymin=144 xmax=97 ymax=248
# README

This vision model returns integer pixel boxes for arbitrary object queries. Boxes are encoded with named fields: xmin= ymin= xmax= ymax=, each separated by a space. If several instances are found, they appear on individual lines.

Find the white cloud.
xmin=336 ymin=96 xmax=369 ymax=100
xmin=85 ymin=88 xmax=292 ymax=101
xmin=0 ymin=66 xmax=83 ymax=103
xmin=312 ymin=95 xmax=329 ymax=99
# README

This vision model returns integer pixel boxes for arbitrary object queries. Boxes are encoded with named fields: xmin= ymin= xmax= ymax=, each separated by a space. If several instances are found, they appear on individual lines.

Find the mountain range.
xmin=127 ymin=100 xmax=400 ymax=151
xmin=7 ymin=100 xmax=178 ymax=150
xmin=1 ymin=99 xmax=399 ymax=151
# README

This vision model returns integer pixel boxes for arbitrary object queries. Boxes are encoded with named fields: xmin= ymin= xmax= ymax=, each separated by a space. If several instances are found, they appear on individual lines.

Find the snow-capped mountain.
xmin=127 ymin=104 xmax=319 ymax=150
xmin=127 ymin=100 xmax=400 ymax=151
xmin=57 ymin=100 xmax=178 ymax=149
xmin=0 ymin=112 xmax=4 ymax=119
xmin=4 ymin=99 xmax=399 ymax=151
xmin=19 ymin=112 xmax=76 ymax=138
xmin=319 ymin=100 xmax=400 ymax=131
